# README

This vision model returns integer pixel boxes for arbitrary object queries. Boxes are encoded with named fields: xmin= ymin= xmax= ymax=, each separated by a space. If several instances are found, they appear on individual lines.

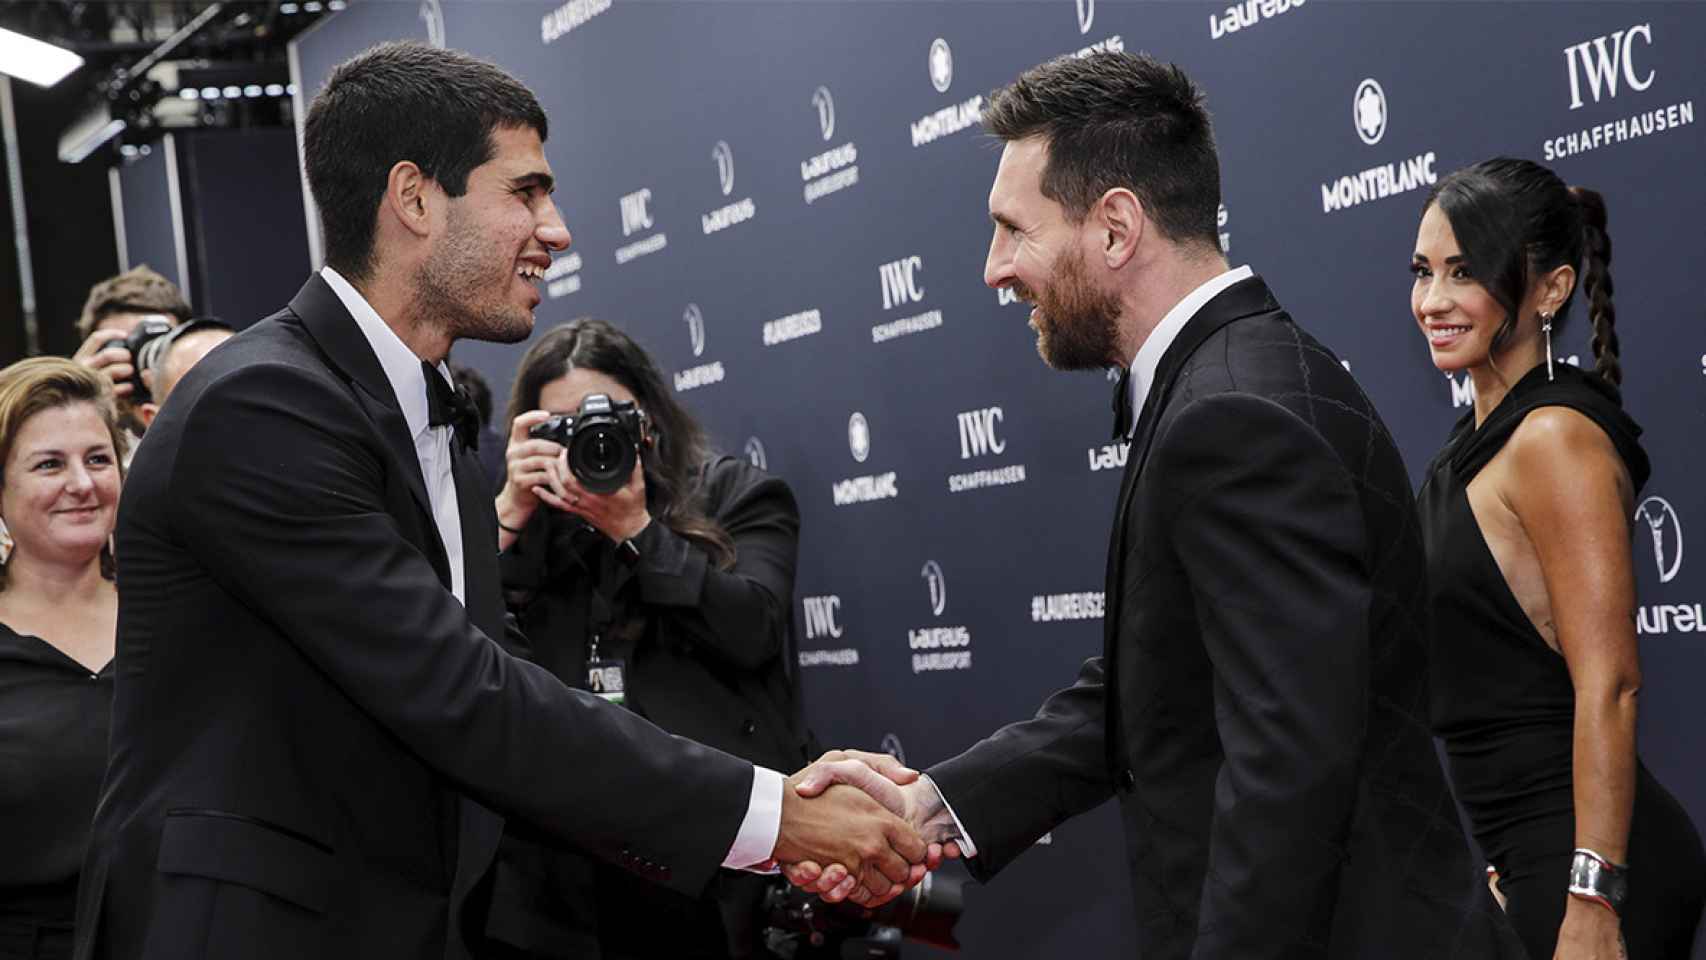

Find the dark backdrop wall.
xmin=290 ymin=2 xmax=1706 ymax=956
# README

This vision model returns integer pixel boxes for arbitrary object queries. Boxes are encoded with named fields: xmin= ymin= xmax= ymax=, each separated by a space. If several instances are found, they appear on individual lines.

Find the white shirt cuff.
xmin=722 ymin=764 xmax=784 ymax=870
xmin=922 ymin=774 xmax=978 ymax=858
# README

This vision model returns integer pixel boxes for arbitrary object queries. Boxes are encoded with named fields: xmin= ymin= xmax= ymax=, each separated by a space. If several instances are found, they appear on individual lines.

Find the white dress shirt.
xmin=318 ymin=267 xmax=782 ymax=869
xmin=933 ymin=263 xmax=1255 ymax=858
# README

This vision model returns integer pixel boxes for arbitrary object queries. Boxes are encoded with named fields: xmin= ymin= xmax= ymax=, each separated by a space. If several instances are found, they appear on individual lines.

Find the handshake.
xmin=769 ymin=750 xmax=968 ymax=907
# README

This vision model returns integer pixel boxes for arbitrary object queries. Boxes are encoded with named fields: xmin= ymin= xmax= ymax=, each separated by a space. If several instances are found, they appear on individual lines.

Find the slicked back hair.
xmin=984 ymin=52 xmax=1221 ymax=251
xmin=303 ymin=41 xmax=548 ymax=282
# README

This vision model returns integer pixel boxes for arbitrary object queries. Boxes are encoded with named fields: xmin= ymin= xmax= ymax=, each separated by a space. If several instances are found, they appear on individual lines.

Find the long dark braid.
xmin=1571 ymin=186 xmax=1620 ymax=385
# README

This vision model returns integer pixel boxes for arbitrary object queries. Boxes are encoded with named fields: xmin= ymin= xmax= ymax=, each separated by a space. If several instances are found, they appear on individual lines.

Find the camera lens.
xmin=569 ymin=422 xmax=634 ymax=494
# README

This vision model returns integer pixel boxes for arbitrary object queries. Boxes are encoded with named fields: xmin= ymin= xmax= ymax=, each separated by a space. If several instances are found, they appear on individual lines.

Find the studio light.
xmin=0 ymin=26 xmax=85 ymax=88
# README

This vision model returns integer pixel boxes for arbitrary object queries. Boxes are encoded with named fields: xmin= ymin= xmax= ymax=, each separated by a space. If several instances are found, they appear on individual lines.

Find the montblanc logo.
xmin=1566 ymin=24 xmax=1654 ymax=110
xmin=880 ymin=733 xmax=906 ymax=766
xmin=1635 ymin=496 xmax=1683 ymax=584
xmin=921 ymin=560 xmax=947 ymax=617
xmin=1354 ymin=78 xmax=1387 ymax=145
xmin=673 ymin=303 xmax=724 ymax=393
xmin=1076 ymin=0 xmax=1094 ymax=34
xmin=702 ymin=141 xmax=757 ymax=235
xmin=683 ymin=303 xmax=706 ymax=358
xmin=418 ymin=0 xmax=445 ymax=47
xmin=832 ymin=412 xmax=898 ymax=505
xmin=913 ymin=39 xmax=984 ymax=147
xmin=1544 ymin=23 xmax=1694 ymax=162
xmin=848 ymin=412 xmax=871 ymax=463
xmin=929 ymin=38 xmax=953 ymax=93
xmin=812 ymin=86 xmax=835 ymax=141
xmin=712 ymin=141 xmax=734 ymax=196
xmin=802 ymin=595 xmax=844 ymax=640
xmin=616 ymin=188 xmax=668 ymax=265
xmin=743 ymin=436 xmax=767 ymax=470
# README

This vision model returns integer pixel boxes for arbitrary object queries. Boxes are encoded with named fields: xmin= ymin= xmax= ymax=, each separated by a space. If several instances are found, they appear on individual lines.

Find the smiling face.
xmin=417 ymin=125 xmax=571 ymax=345
xmin=0 ymin=402 xmax=121 ymax=569
xmin=983 ymin=138 xmax=1122 ymax=371
xmin=1410 ymin=203 xmax=1509 ymax=373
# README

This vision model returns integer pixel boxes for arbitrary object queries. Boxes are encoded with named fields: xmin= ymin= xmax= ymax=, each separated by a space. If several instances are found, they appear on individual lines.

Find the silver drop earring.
xmin=1541 ymin=312 xmax=1556 ymax=382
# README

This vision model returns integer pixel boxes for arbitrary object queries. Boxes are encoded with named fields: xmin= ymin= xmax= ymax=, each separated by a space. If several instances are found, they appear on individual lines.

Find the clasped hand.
xmin=772 ymin=750 xmax=966 ymax=909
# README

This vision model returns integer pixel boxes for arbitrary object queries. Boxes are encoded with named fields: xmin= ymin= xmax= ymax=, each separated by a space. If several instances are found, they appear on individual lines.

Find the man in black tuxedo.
xmin=792 ymin=53 xmax=1521 ymax=957
xmin=74 ymin=42 xmax=923 ymax=960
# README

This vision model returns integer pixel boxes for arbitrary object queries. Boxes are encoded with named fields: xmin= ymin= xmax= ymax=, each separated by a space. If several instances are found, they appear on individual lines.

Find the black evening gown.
xmin=1419 ymin=363 xmax=1706 ymax=959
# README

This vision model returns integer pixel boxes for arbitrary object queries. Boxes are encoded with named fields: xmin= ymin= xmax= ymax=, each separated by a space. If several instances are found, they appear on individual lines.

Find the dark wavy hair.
xmin=1425 ymin=157 xmax=1619 ymax=384
xmin=506 ymin=319 xmax=734 ymax=568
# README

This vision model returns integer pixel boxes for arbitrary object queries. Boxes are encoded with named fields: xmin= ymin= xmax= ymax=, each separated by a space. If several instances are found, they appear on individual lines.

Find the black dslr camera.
xmin=104 ymin=317 xmax=176 ymax=404
xmin=527 ymin=393 xmax=650 ymax=495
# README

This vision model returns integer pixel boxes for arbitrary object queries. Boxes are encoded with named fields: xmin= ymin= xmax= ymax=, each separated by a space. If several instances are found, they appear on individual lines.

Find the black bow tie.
xmin=1111 ymin=366 xmax=1133 ymax=441
xmin=423 ymin=361 xmax=480 ymax=451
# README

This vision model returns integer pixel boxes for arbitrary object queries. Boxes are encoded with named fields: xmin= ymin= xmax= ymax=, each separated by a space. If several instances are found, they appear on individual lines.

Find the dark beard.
xmin=1031 ymin=247 xmax=1121 ymax=371
xmin=414 ymin=211 xmax=533 ymax=346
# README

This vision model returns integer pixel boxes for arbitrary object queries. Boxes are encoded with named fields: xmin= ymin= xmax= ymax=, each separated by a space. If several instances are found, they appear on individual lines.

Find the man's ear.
xmin=1095 ymin=188 xmax=1143 ymax=270
xmin=382 ymin=160 xmax=434 ymax=239
xmin=138 ymin=402 xmax=160 ymax=428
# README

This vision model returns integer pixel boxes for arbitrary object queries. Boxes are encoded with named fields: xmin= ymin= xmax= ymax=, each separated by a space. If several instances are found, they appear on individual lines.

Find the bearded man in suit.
xmin=75 ymin=41 xmax=923 ymax=960
xmin=792 ymin=52 xmax=1521 ymax=959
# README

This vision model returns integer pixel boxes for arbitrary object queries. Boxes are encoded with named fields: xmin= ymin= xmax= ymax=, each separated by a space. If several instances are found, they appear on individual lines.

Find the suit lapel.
xmin=1100 ymin=276 xmax=1284 ymax=766
xmin=289 ymin=276 xmax=449 ymax=577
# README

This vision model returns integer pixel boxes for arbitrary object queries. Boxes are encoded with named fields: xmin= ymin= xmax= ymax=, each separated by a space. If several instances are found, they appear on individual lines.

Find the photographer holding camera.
xmin=67 ymin=267 xmax=191 ymax=454
xmin=486 ymin=319 xmax=815 ymax=960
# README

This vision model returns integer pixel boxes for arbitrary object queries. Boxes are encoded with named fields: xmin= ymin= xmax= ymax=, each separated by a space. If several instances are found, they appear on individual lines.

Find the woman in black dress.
xmin=0 ymin=359 xmax=126 ymax=960
xmin=1413 ymin=158 xmax=1705 ymax=959
xmin=478 ymin=319 xmax=815 ymax=960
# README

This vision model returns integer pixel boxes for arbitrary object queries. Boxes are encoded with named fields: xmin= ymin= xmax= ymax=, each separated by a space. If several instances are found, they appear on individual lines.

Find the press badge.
xmin=587 ymin=659 xmax=627 ymax=705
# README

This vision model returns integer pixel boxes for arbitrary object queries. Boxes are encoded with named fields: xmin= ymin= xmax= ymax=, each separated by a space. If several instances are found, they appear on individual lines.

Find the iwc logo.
xmin=921 ymin=560 xmax=947 ymax=617
xmin=683 ymin=303 xmax=706 ymax=358
xmin=929 ymin=38 xmax=953 ymax=93
xmin=812 ymin=85 xmax=836 ymax=141
xmin=1354 ymin=78 xmax=1387 ymax=145
xmin=1635 ymin=496 xmax=1683 ymax=584
xmin=848 ymin=412 xmax=871 ymax=463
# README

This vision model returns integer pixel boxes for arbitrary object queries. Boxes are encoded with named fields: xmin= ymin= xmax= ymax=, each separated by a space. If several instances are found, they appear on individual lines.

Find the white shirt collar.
xmin=320 ymin=266 xmax=448 ymax=438
xmin=1128 ymin=264 xmax=1254 ymax=426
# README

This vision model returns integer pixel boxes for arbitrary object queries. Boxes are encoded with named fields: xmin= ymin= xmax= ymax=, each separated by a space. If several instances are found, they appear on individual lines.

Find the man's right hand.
xmin=72 ymin=330 xmax=135 ymax=398
xmin=495 ymin=409 xmax=568 ymax=539
xmin=773 ymin=767 xmax=928 ymax=904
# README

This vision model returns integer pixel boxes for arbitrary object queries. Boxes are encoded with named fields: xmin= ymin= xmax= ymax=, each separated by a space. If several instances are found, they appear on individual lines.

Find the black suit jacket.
xmin=930 ymin=277 xmax=1520 ymax=959
xmin=74 ymin=275 xmax=755 ymax=960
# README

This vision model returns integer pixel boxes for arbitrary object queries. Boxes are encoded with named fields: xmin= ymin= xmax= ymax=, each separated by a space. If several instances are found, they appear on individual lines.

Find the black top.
xmin=0 ymin=622 xmax=112 ymax=925
xmin=1419 ymin=362 xmax=1649 ymax=863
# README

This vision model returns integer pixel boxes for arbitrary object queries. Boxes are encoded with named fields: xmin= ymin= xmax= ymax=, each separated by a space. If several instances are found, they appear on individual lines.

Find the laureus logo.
xmin=929 ymin=38 xmax=953 ymax=93
xmin=812 ymin=85 xmax=836 ymax=141
xmin=1076 ymin=0 xmax=1094 ymax=35
xmin=683 ymin=303 xmax=706 ymax=358
xmin=743 ymin=436 xmax=767 ymax=471
xmin=711 ymin=140 xmax=734 ymax=197
xmin=1635 ymin=496 xmax=1683 ymax=584
xmin=418 ymin=0 xmax=446 ymax=47
xmin=880 ymin=733 xmax=907 ymax=766
xmin=848 ymin=412 xmax=871 ymax=463
xmin=921 ymin=560 xmax=947 ymax=617
xmin=1354 ymin=78 xmax=1387 ymax=145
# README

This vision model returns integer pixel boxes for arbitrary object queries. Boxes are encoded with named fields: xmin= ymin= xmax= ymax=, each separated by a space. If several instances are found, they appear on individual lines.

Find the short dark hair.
xmin=1426 ymin=158 xmax=1619 ymax=384
xmin=76 ymin=265 xmax=191 ymax=339
xmin=303 ymin=41 xmax=548 ymax=282
xmin=983 ymin=52 xmax=1221 ymax=250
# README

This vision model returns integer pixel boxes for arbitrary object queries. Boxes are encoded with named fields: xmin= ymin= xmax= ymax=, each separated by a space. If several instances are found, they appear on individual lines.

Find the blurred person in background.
xmin=66 ymin=267 xmax=191 ymax=451
xmin=1412 ymin=157 xmax=1705 ymax=960
xmin=486 ymin=318 xmax=815 ymax=960
xmin=132 ymin=320 xmax=234 ymax=430
xmin=0 ymin=358 xmax=125 ymax=960
xmin=449 ymin=360 xmax=506 ymax=491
